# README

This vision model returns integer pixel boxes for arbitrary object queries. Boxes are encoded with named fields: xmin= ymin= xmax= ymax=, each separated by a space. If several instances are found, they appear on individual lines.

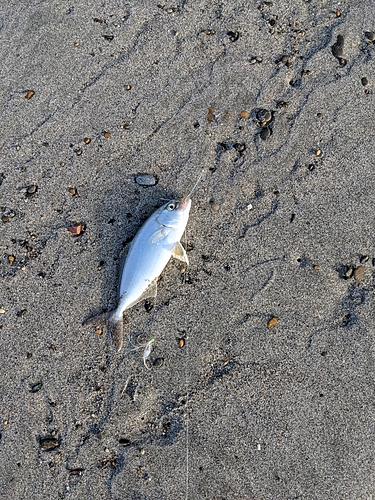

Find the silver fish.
xmin=86 ymin=196 xmax=191 ymax=350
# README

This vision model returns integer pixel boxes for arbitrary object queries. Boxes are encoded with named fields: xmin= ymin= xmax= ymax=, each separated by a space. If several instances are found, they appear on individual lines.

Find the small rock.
xmin=234 ymin=142 xmax=246 ymax=152
xmin=364 ymin=31 xmax=375 ymax=42
xmin=83 ymin=137 xmax=91 ymax=144
xmin=257 ymin=109 xmax=272 ymax=124
xmin=153 ymin=357 xmax=164 ymax=368
xmin=25 ymin=90 xmax=35 ymax=100
xmin=360 ymin=255 xmax=369 ymax=264
xmin=260 ymin=127 xmax=271 ymax=140
xmin=26 ymin=184 xmax=38 ymax=197
xmin=344 ymin=267 xmax=353 ymax=279
xmin=353 ymin=266 xmax=365 ymax=281
xmin=0 ymin=308 xmax=5 ymax=314
xmin=29 ymin=382 xmax=43 ymax=393
xmin=103 ymin=131 xmax=111 ymax=138
xmin=69 ymin=187 xmax=77 ymax=195
xmin=267 ymin=317 xmax=279 ymax=328
xmin=8 ymin=255 xmax=15 ymax=265
xmin=40 ymin=436 xmax=60 ymax=451
xmin=68 ymin=223 xmax=85 ymax=235
xmin=210 ymin=202 xmax=220 ymax=212
xmin=331 ymin=35 xmax=344 ymax=59
xmin=118 ymin=438 xmax=131 ymax=446
xmin=240 ymin=110 xmax=249 ymax=119
xmin=207 ymin=107 xmax=215 ymax=123
xmin=227 ymin=31 xmax=239 ymax=42
xmin=125 ymin=85 xmax=131 ymax=91
xmin=144 ymin=300 xmax=154 ymax=313
xmin=135 ymin=174 xmax=157 ymax=186
xmin=178 ymin=338 xmax=185 ymax=348
xmin=361 ymin=77 xmax=368 ymax=86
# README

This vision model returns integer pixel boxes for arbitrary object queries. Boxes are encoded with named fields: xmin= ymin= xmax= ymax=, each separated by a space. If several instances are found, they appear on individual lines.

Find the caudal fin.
xmin=83 ymin=311 xmax=124 ymax=351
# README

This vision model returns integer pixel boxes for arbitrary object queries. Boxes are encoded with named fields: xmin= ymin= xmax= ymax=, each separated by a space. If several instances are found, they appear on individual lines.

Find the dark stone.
xmin=29 ymin=382 xmax=43 ymax=393
xmin=135 ymin=174 xmax=157 ymax=186
xmin=227 ymin=31 xmax=239 ymax=42
xmin=39 ymin=436 xmax=60 ymax=451
xmin=331 ymin=35 xmax=344 ymax=59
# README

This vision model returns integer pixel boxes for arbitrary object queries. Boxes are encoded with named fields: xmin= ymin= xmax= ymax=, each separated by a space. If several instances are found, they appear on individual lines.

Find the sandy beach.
xmin=1 ymin=1 xmax=375 ymax=498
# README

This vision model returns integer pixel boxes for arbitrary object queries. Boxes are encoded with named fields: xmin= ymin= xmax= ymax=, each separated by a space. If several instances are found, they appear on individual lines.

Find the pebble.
xmin=315 ymin=149 xmax=322 ymax=157
xmin=68 ymin=223 xmax=85 ymax=235
xmin=178 ymin=338 xmax=185 ymax=348
xmin=353 ymin=266 xmax=365 ymax=281
xmin=260 ymin=126 xmax=271 ymax=140
xmin=26 ymin=184 xmax=38 ymax=195
xmin=267 ymin=317 xmax=279 ymax=328
xmin=29 ymin=382 xmax=43 ymax=393
xmin=364 ymin=31 xmax=375 ymax=42
xmin=360 ymin=255 xmax=369 ymax=264
xmin=331 ymin=35 xmax=344 ymax=58
xmin=25 ymin=90 xmax=35 ymax=100
xmin=240 ymin=110 xmax=249 ymax=119
xmin=344 ymin=267 xmax=353 ymax=279
xmin=361 ymin=77 xmax=368 ymax=86
xmin=8 ymin=255 xmax=15 ymax=265
xmin=153 ymin=357 xmax=164 ymax=368
xmin=69 ymin=187 xmax=77 ymax=195
xmin=135 ymin=174 xmax=157 ymax=186
xmin=103 ymin=131 xmax=111 ymax=138
xmin=125 ymin=84 xmax=131 ymax=91
xmin=257 ymin=109 xmax=272 ymax=124
xmin=118 ymin=438 xmax=131 ymax=446
xmin=40 ymin=436 xmax=60 ymax=451
xmin=84 ymin=137 xmax=91 ymax=144
xmin=0 ymin=308 xmax=5 ymax=314
xmin=210 ymin=202 xmax=220 ymax=212
xmin=227 ymin=31 xmax=239 ymax=42
xmin=207 ymin=107 xmax=215 ymax=123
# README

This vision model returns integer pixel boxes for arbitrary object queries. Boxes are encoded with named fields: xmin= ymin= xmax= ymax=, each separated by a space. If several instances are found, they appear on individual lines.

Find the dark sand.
xmin=1 ymin=1 xmax=375 ymax=498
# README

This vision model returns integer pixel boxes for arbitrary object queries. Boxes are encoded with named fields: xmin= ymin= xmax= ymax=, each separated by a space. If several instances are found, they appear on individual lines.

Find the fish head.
xmin=157 ymin=197 xmax=191 ymax=229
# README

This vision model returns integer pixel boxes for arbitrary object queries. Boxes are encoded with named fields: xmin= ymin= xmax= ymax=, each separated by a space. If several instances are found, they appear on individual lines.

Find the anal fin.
xmin=171 ymin=241 xmax=189 ymax=264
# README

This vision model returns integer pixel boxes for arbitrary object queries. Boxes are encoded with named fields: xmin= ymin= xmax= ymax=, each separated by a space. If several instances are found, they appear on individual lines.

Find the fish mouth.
xmin=176 ymin=197 xmax=192 ymax=211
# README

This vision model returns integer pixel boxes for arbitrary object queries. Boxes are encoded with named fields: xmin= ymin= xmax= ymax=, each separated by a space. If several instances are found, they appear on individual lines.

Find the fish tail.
xmin=83 ymin=311 xmax=124 ymax=351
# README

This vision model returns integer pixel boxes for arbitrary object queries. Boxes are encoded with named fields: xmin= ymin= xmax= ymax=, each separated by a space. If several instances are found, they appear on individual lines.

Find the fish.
xmin=85 ymin=195 xmax=192 ymax=350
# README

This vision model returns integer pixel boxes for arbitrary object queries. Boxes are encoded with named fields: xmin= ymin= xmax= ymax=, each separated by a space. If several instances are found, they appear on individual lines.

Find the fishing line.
xmin=185 ymin=331 xmax=190 ymax=500
xmin=185 ymin=168 xmax=205 ymax=199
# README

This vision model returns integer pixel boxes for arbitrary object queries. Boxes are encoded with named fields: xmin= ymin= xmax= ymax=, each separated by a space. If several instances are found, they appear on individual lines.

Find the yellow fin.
xmin=171 ymin=242 xmax=189 ymax=264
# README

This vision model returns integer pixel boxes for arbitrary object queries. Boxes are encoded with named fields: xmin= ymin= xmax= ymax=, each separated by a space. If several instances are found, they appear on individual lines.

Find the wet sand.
xmin=1 ymin=1 xmax=375 ymax=498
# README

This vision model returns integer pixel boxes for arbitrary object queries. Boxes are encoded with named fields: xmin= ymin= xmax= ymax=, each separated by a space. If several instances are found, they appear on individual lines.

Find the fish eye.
xmin=167 ymin=202 xmax=176 ymax=211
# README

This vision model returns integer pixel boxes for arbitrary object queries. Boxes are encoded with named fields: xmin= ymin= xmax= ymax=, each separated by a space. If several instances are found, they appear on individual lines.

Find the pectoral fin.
xmin=149 ymin=227 xmax=169 ymax=244
xmin=171 ymin=242 xmax=189 ymax=264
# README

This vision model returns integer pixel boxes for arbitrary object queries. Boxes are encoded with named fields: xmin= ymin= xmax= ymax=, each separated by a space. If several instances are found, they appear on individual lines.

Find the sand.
xmin=1 ymin=0 xmax=375 ymax=498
